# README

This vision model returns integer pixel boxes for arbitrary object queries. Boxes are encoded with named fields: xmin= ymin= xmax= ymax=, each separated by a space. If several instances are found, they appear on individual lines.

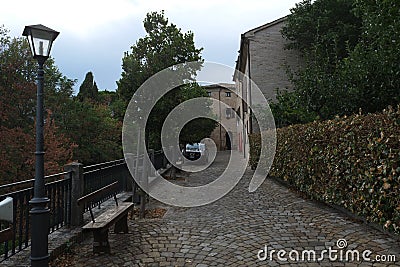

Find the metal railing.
xmin=153 ymin=150 xmax=167 ymax=170
xmin=83 ymin=159 xmax=130 ymax=211
xmin=0 ymin=172 xmax=72 ymax=261
xmin=0 ymin=149 xmax=169 ymax=262
xmin=81 ymin=150 xmax=170 ymax=210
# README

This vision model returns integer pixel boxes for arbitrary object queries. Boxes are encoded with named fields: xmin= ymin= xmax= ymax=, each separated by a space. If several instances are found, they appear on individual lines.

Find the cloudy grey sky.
xmin=2 ymin=0 xmax=299 ymax=93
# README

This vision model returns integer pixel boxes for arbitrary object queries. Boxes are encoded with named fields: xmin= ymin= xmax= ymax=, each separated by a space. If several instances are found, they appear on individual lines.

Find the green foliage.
xmin=77 ymin=71 xmax=99 ymax=102
xmin=98 ymin=90 xmax=127 ymax=121
xmin=337 ymin=0 xmax=400 ymax=114
xmin=0 ymin=25 xmax=123 ymax=183
xmin=279 ymin=0 xmax=362 ymax=121
xmin=146 ymin=83 xmax=216 ymax=149
xmin=60 ymin=100 xmax=122 ymax=165
xmin=117 ymin=11 xmax=213 ymax=149
xmin=282 ymin=0 xmax=361 ymax=61
xmin=117 ymin=10 xmax=203 ymax=102
xmin=250 ymin=105 xmax=400 ymax=234
xmin=270 ymin=90 xmax=318 ymax=127
xmin=249 ymin=134 xmax=261 ymax=170
xmin=56 ymin=80 xmax=123 ymax=165
xmin=277 ymin=0 xmax=400 ymax=123
xmin=0 ymin=28 xmax=75 ymax=183
xmin=176 ymin=83 xmax=216 ymax=145
xmin=0 ymin=31 xmax=36 ymax=131
xmin=180 ymin=117 xmax=216 ymax=146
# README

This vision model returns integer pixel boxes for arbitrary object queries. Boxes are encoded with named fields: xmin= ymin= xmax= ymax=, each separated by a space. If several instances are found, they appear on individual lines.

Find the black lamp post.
xmin=22 ymin=24 xmax=59 ymax=267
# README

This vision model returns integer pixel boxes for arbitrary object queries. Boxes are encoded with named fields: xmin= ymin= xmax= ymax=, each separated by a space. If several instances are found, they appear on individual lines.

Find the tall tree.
xmin=0 ymin=27 xmax=75 ymax=183
xmin=43 ymin=58 xmax=76 ymax=119
xmin=117 ymin=11 xmax=215 ymax=149
xmin=117 ymin=11 xmax=203 ymax=102
xmin=77 ymin=71 xmax=99 ymax=102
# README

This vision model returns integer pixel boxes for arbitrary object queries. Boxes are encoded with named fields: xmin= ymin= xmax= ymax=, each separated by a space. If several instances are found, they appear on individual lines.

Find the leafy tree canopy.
xmin=117 ymin=11 xmax=203 ymax=102
xmin=273 ymin=0 xmax=399 ymax=127
xmin=0 ymin=25 xmax=123 ymax=183
xmin=0 ymin=26 xmax=75 ymax=183
xmin=117 ymin=11 xmax=215 ymax=149
xmin=282 ymin=0 xmax=362 ymax=61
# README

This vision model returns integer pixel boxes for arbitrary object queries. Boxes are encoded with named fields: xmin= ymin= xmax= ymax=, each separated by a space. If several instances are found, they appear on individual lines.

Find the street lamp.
xmin=22 ymin=24 xmax=59 ymax=267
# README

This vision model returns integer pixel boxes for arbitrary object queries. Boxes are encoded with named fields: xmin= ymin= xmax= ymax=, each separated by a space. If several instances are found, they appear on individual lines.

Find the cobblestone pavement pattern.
xmin=54 ymin=152 xmax=399 ymax=266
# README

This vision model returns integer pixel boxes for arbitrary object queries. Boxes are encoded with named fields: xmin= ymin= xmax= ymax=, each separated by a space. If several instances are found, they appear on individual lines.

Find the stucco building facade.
xmin=203 ymin=83 xmax=238 ymax=151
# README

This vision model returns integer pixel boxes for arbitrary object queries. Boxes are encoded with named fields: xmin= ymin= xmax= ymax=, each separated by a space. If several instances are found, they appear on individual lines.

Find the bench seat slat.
xmin=82 ymin=202 xmax=134 ymax=230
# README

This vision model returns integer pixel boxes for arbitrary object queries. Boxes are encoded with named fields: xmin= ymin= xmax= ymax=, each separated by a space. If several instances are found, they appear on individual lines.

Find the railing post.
xmin=162 ymin=148 xmax=167 ymax=168
xmin=148 ymin=149 xmax=155 ymax=176
xmin=149 ymin=149 xmax=155 ymax=165
xmin=139 ymin=154 xmax=149 ymax=219
xmin=169 ymin=146 xmax=177 ymax=179
xmin=64 ymin=163 xmax=84 ymax=226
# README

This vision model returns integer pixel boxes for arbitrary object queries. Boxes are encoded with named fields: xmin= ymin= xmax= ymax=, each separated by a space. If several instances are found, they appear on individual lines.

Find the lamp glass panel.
xmin=27 ymin=34 xmax=35 ymax=56
xmin=30 ymin=29 xmax=53 ymax=57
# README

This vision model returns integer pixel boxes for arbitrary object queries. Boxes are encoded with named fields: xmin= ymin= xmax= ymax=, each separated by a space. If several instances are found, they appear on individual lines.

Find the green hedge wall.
xmin=250 ymin=105 xmax=400 ymax=234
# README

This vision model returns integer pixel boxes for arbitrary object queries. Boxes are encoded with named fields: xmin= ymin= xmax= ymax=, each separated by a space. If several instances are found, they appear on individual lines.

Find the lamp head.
xmin=22 ymin=24 xmax=59 ymax=62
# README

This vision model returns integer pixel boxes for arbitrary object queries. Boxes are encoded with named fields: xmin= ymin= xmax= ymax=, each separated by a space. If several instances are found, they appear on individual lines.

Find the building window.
xmin=225 ymin=108 xmax=235 ymax=119
xmin=207 ymin=91 xmax=211 ymax=96
xmin=225 ymin=91 xmax=231 ymax=97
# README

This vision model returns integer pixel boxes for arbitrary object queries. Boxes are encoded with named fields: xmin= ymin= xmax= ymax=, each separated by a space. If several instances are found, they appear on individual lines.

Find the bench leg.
xmin=92 ymin=229 xmax=110 ymax=254
xmin=114 ymin=214 xmax=129 ymax=234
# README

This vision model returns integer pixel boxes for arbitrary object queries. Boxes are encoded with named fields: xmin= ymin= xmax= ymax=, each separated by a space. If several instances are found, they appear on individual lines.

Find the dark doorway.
xmin=225 ymin=131 xmax=231 ymax=150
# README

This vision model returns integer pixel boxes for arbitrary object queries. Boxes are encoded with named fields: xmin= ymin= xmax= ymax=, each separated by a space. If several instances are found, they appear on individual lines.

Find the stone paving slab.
xmin=16 ymin=152 xmax=400 ymax=266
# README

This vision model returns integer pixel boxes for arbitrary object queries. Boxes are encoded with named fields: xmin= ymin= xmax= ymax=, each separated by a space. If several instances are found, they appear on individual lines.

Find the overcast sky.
xmin=2 ymin=0 xmax=299 ymax=93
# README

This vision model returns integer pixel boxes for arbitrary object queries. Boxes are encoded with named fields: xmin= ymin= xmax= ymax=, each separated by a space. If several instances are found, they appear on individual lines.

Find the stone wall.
xmin=234 ymin=17 xmax=303 ymax=154
xmin=248 ymin=19 xmax=302 ymax=102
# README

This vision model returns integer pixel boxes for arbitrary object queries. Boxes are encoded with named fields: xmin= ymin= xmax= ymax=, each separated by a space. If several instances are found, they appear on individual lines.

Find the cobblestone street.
xmin=53 ymin=152 xmax=399 ymax=266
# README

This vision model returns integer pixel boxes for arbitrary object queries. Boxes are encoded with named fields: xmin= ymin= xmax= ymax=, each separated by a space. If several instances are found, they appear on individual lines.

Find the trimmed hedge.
xmin=250 ymin=105 xmax=400 ymax=234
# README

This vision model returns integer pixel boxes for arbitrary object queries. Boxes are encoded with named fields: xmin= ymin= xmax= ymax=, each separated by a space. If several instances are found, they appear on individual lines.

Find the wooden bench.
xmin=77 ymin=181 xmax=134 ymax=254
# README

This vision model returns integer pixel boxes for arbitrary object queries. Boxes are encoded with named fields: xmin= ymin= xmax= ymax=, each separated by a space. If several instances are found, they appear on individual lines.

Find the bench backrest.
xmin=77 ymin=181 xmax=120 ymax=223
xmin=77 ymin=181 xmax=119 ymax=207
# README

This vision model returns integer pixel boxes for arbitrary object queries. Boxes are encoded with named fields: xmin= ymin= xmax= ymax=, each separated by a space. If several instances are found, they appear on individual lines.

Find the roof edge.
xmin=234 ymin=15 xmax=289 ymax=80
xmin=244 ymin=16 xmax=288 ymax=37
